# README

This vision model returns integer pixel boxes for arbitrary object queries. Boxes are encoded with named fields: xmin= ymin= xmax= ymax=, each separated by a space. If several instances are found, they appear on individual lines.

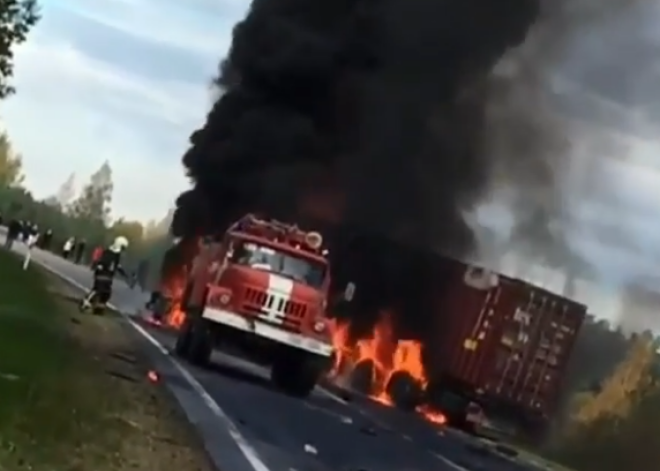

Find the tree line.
xmin=539 ymin=322 xmax=660 ymax=471
xmin=0 ymin=131 xmax=168 ymax=275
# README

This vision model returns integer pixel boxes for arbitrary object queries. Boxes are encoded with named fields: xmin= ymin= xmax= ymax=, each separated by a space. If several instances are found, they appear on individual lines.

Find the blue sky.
xmin=2 ymin=0 xmax=247 ymax=222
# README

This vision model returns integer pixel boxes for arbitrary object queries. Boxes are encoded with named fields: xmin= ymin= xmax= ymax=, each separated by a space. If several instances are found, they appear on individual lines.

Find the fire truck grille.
xmin=243 ymin=287 xmax=307 ymax=329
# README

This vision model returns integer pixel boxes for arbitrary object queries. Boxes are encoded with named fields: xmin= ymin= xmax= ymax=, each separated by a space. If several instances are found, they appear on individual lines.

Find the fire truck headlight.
xmin=219 ymin=293 xmax=231 ymax=305
xmin=313 ymin=320 xmax=326 ymax=333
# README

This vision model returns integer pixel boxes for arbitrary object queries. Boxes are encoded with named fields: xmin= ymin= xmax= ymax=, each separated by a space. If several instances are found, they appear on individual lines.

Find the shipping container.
xmin=324 ymin=231 xmax=586 ymax=432
xmin=427 ymin=262 xmax=587 ymax=428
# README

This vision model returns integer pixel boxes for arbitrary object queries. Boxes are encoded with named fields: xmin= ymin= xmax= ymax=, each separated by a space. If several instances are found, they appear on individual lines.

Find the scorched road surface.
xmin=9 ymin=242 xmax=543 ymax=471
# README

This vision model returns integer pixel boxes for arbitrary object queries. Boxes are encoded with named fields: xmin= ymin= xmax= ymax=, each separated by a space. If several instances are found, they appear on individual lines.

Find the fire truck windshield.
xmin=231 ymin=241 xmax=326 ymax=288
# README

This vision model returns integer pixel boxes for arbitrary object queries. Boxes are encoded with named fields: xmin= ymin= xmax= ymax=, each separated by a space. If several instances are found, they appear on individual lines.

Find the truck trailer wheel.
xmin=350 ymin=359 xmax=376 ymax=395
xmin=271 ymin=350 xmax=324 ymax=398
xmin=386 ymin=370 xmax=423 ymax=411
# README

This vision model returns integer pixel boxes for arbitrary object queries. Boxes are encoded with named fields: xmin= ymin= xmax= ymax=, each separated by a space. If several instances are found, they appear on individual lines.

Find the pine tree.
xmin=70 ymin=161 xmax=113 ymax=224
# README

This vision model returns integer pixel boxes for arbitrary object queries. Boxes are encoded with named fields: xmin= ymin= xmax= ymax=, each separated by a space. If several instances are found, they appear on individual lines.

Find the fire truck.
xmin=175 ymin=214 xmax=335 ymax=397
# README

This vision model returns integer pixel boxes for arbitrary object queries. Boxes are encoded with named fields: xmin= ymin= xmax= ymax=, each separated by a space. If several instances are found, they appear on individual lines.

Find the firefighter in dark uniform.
xmin=80 ymin=236 xmax=129 ymax=313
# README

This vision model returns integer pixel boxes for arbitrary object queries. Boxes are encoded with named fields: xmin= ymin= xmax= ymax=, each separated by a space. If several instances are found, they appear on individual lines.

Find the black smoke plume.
xmin=174 ymin=0 xmax=541 ymax=246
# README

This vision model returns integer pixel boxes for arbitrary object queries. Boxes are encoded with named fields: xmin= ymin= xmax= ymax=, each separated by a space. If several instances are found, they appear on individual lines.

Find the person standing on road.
xmin=22 ymin=227 xmax=39 ymax=270
xmin=5 ymin=218 xmax=22 ymax=250
xmin=91 ymin=245 xmax=103 ymax=267
xmin=74 ymin=238 xmax=87 ymax=264
xmin=62 ymin=237 xmax=75 ymax=259
xmin=80 ymin=236 xmax=129 ymax=311
xmin=39 ymin=228 xmax=53 ymax=250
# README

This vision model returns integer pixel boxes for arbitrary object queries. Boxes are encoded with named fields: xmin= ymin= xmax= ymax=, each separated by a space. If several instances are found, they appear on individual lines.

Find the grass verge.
xmin=0 ymin=249 xmax=215 ymax=470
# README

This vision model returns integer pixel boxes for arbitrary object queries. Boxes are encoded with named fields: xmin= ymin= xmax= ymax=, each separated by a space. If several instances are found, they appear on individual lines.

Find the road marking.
xmin=34 ymin=259 xmax=272 ymax=471
xmin=432 ymin=452 xmax=470 ymax=471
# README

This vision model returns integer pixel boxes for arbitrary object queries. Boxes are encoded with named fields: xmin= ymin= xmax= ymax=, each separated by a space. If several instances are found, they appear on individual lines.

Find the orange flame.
xmin=328 ymin=312 xmax=446 ymax=425
xmin=159 ymin=273 xmax=186 ymax=329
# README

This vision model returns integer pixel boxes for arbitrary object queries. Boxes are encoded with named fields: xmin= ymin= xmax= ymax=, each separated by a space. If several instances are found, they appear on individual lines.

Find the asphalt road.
xmin=3 ymin=234 xmax=544 ymax=471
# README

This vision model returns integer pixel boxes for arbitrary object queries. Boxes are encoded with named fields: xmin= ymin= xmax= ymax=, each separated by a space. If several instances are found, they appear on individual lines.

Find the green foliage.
xmin=547 ymin=332 xmax=660 ymax=471
xmin=0 ymin=132 xmax=24 ymax=186
xmin=0 ymin=0 xmax=41 ymax=98
xmin=111 ymin=218 xmax=144 ymax=243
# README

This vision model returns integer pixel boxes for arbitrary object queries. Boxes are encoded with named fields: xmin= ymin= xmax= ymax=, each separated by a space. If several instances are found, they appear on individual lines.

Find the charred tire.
xmin=350 ymin=359 xmax=376 ymax=395
xmin=271 ymin=350 xmax=324 ymax=398
xmin=386 ymin=370 xmax=423 ymax=411
xmin=187 ymin=316 xmax=213 ymax=366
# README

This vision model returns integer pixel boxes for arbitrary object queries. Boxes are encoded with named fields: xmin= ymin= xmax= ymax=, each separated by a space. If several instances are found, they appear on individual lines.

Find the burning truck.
xmin=326 ymin=237 xmax=587 ymax=439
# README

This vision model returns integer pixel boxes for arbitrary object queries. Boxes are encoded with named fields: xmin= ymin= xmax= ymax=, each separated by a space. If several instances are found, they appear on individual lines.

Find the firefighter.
xmin=91 ymin=245 xmax=103 ymax=266
xmin=4 ymin=218 xmax=21 ymax=250
xmin=80 ymin=236 xmax=129 ymax=313
xmin=62 ymin=237 xmax=75 ymax=259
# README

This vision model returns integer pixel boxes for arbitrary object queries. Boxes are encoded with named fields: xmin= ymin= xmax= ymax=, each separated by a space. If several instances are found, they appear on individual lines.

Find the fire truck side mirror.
xmin=343 ymin=282 xmax=356 ymax=302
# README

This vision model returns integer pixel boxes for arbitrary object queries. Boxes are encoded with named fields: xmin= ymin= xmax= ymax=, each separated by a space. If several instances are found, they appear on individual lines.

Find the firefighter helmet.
xmin=110 ymin=236 xmax=129 ymax=253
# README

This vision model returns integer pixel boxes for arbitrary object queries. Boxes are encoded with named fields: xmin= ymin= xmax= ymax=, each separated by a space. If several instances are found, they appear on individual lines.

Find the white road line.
xmin=34 ymin=260 xmax=272 ymax=471
xmin=316 ymin=385 xmax=349 ymax=404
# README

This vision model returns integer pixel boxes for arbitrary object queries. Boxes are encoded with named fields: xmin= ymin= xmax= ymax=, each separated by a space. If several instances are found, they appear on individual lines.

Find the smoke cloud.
xmin=174 ymin=0 xmax=543 ymax=249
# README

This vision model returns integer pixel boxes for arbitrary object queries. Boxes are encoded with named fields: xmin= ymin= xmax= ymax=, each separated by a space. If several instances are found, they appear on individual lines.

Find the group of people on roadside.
xmin=3 ymin=217 xmax=92 ymax=264
xmin=60 ymin=236 xmax=89 ymax=264
xmin=2 ymin=214 xmax=152 ymax=292
xmin=4 ymin=217 xmax=40 ymax=250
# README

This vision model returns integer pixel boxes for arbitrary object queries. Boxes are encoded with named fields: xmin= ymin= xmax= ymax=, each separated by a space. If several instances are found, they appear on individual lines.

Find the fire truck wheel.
xmin=271 ymin=350 xmax=323 ymax=398
xmin=174 ymin=317 xmax=193 ymax=357
xmin=187 ymin=317 xmax=213 ymax=366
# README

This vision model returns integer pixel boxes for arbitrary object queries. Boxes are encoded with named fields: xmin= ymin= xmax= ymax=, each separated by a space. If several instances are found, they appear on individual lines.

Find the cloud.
xmin=2 ymin=0 xmax=246 ymax=221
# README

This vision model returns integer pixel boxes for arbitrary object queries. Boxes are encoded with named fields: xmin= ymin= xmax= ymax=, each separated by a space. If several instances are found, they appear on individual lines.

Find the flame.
xmin=328 ymin=312 xmax=446 ymax=425
xmin=160 ymin=273 xmax=186 ymax=328
xmin=153 ymin=237 xmax=200 ymax=329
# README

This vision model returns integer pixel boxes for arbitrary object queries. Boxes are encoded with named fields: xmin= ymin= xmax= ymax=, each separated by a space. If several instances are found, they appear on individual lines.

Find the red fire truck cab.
xmin=175 ymin=214 xmax=335 ymax=397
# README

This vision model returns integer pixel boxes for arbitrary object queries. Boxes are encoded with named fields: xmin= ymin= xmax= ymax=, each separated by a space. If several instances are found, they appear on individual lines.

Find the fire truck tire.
xmin=271 ymin=351 xmax=323 ymax=397
xmin=174 ymin=317 xmax=193 ymax=357
xmin=187 ymin=317 xmax=213 ymax=366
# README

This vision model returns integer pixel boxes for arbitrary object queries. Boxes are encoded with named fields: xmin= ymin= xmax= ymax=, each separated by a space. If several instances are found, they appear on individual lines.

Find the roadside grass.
xmin=0 ymin=249 xmax=116 ymax=468
xmin=0 ymin=249 xmax=214 ymax=470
